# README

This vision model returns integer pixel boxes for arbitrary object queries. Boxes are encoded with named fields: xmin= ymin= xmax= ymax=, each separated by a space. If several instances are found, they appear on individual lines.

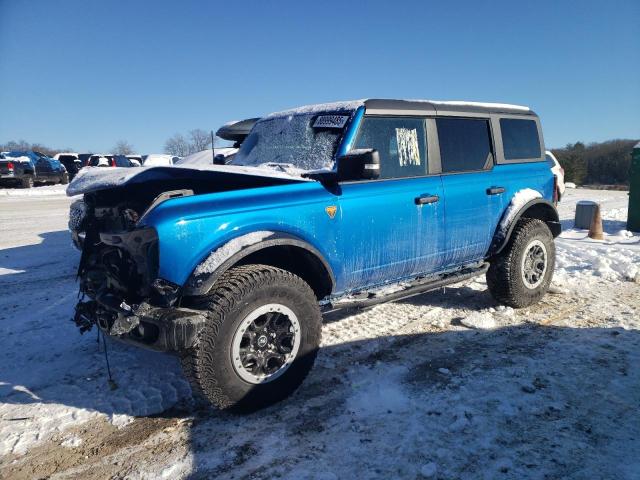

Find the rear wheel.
xmin=486 ymin=218 xmax=555 ymax=308
xmin=181 ymin=264 xmax=322 ymax=411
xmin=21 ymin=176 xmax=34 ymax=188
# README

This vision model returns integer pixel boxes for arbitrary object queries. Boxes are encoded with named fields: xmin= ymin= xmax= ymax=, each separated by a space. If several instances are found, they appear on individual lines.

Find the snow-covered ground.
xmin=0 ymin=188 xmax=638 ymax=479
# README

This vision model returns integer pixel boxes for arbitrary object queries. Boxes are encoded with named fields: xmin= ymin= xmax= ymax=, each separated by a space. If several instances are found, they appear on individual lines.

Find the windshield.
xmin=232 ymin=112 xmax=351 ymax=173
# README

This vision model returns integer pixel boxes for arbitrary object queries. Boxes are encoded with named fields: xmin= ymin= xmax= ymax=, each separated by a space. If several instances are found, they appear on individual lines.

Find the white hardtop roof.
xmin=265 ymin=98 xmax=534 ymax=119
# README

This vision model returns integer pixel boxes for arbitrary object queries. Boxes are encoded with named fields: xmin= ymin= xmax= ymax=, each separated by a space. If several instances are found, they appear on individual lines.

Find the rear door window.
xmin=500 ymin=118 xmax=541 ymax=160
xmin=436 ymin=118 xmax=493 ymax=173
xmin=352 ymin=117 xmax=427 ymax=179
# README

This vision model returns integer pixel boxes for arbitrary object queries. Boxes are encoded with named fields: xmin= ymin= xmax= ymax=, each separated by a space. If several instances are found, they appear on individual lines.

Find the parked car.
xmin=86 ymin=154 xmax=134 ymax=168
xmin=54 ymin=152 xmax=83 ymax=180
xmin=546 ymin=150 xmax=566 ymax=201
xmin=68 ymin=99 xmax=560 ymax=412
xmin=0 ymin=152 xmax=37 ymax=188
xmin=1 ymin=151 xmax=68 ymax=187
xmin=143 ymin=154 xmax=180 ymax=167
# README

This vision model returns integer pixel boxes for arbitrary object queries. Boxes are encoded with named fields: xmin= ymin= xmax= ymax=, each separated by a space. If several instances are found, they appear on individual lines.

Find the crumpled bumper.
xmin=74 ymin=295 xmax=206 ymax=352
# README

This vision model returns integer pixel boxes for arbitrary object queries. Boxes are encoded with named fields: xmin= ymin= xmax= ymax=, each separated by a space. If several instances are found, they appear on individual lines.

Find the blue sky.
xmin=1 ymin=0 xmax=638 ymax=153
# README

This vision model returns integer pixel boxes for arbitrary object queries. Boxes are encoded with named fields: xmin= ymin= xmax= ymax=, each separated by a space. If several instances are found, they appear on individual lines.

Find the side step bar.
xmin=322 ymin=263 xmax=489 ymax=312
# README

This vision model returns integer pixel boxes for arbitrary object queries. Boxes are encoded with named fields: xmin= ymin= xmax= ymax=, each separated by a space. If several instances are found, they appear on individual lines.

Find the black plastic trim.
xmin=183 ymin=232 xmax=336 ymax=297
xmin=489 ymin=198 xmax=561 ymax=256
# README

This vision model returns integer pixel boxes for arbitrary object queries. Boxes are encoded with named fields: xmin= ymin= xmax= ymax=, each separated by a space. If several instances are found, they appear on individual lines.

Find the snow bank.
xmin=556 ymin=200 xmax=640 ymax=282
xmin=0 ymin=185 xmax=68 ymax=197
xmin=565 ymin=182 xmax=576 ymax=189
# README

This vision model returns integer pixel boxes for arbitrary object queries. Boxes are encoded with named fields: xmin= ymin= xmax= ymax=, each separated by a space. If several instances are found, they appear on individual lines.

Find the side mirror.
xmin=213 ymin=154 xmax=226 ymax=165
xmin=337 ymin=149 xmax=380 ymax=181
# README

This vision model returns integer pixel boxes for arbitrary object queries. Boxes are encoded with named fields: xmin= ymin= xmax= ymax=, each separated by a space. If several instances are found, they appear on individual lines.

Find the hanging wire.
xmin=101 ymin=332 xmax=118 ymax=390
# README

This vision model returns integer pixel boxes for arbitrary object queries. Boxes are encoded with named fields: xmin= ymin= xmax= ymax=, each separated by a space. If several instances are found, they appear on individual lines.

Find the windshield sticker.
xmin=313 ymin=115 xmax=350 ymax=129
xmin=396 ymin=128 xmax=421 ymax=166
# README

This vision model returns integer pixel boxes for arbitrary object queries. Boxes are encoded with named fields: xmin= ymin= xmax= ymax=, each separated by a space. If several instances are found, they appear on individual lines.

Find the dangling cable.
xmin=101 ymin=333 xmax=118 ymax=390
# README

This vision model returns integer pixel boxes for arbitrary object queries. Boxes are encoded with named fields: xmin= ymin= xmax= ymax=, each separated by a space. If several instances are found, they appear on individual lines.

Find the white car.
xmin=546 ymin=150 xmax=566 ymax=200
xmin=143 ymin=154 xmax=180 ymax=167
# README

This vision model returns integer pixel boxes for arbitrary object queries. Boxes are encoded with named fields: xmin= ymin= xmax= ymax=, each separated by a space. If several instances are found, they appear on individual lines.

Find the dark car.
xmin=33 ymin=152 xmax=69 ymax=185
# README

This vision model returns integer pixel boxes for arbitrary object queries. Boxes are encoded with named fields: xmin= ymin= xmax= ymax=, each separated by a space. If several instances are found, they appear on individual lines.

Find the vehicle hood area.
xmin=66 ymin=163 xmax=312 ymax=197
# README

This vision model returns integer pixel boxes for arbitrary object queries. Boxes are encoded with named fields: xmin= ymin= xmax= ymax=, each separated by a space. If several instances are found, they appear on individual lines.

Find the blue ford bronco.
xmin=69 ymin=99 xmax=561 ymax=411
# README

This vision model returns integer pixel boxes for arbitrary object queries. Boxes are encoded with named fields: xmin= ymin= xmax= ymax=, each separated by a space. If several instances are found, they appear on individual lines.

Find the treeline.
xmin=0 ymin=140 xmax=66 ymax=157
xmin=0 ymin=139 xmax=136 ymax=156
xmin=164 ymin=129 xmax=213 ymax=157
xmin=551 ymin=139 xmax=638 ymax=186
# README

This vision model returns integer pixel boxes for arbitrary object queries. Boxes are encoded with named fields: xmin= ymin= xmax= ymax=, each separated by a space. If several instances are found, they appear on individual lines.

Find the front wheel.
xmin=60 ymin=173 xmax=69 ymax=184
xmin=486 ymin=218 xmax=555 ymax=308
xmin=181 ymin=264 xmax=322 ymax=411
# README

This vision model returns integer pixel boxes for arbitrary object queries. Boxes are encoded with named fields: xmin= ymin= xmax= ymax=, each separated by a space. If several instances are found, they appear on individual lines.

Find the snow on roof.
xmin=264 ymin=99 xmax=531 ymax=120
xmin=634 ymin=141 xmax=640 ymax=149
xmin=3 ymin=155 xmax=30 ymax=163
xmin=429 ymin=100 xmax=530 ymax=111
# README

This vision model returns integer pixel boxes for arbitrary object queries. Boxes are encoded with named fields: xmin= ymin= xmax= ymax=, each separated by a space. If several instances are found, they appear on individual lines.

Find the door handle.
xmin=486 ymin=186 xmax=505 ymax=195
xmin=415 ymin=194 xmax=440 ymax=205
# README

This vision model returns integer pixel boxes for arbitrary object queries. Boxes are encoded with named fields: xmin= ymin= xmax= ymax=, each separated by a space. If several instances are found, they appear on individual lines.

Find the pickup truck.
xmin=68 ymin=99 xmax=560 ymax=411
xmin=0 ymin=152 xmax=37 ymax=188
xmin=1 ymin=150 xmax=69 ymax=187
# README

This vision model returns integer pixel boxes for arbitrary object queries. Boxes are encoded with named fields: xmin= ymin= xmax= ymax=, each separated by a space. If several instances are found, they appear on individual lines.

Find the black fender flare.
xmin=488 ymin=198 xmax=561 ymax=256
xmin=183 ymin=232 xmax=336 ymax=297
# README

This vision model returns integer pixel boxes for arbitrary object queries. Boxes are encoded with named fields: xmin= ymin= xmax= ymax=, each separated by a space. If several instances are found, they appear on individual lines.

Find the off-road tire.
xmin=180 ymin=264 xmax=322 ymax=412
xmin=21 ymin=176 xmax=34 ymax=188
xmin=486 ymin=218 xmax=555 ymax=308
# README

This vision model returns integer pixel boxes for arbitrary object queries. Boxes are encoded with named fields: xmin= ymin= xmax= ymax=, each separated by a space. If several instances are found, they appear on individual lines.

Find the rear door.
xmin=436 ymin=117 xmax=505 ymax=267
xmin=337 ymin=116 xmax=446 ymax=290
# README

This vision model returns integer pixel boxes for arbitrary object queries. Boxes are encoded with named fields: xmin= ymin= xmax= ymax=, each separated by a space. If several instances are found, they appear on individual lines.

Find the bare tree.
xmin=113 ymin=140 xmax=135 ymax=155
xmin=189 ymin=129 xmax=212 ymax=153
xmin=164 ymin=133 xmax=190 ymax=157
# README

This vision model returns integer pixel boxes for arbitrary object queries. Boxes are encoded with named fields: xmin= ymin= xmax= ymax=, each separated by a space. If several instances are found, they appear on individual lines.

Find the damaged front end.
xmin=73 ymin=191 xmax=205 ymax=352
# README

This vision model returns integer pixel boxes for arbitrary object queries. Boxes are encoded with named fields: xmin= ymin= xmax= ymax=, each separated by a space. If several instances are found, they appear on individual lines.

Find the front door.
xmin=336 ymin=116 xmax=446 ymax=291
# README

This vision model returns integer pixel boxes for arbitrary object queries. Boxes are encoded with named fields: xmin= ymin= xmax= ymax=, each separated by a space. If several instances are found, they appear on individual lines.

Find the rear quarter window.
xmin=500 ymin=118 xmax=541 ymax=160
